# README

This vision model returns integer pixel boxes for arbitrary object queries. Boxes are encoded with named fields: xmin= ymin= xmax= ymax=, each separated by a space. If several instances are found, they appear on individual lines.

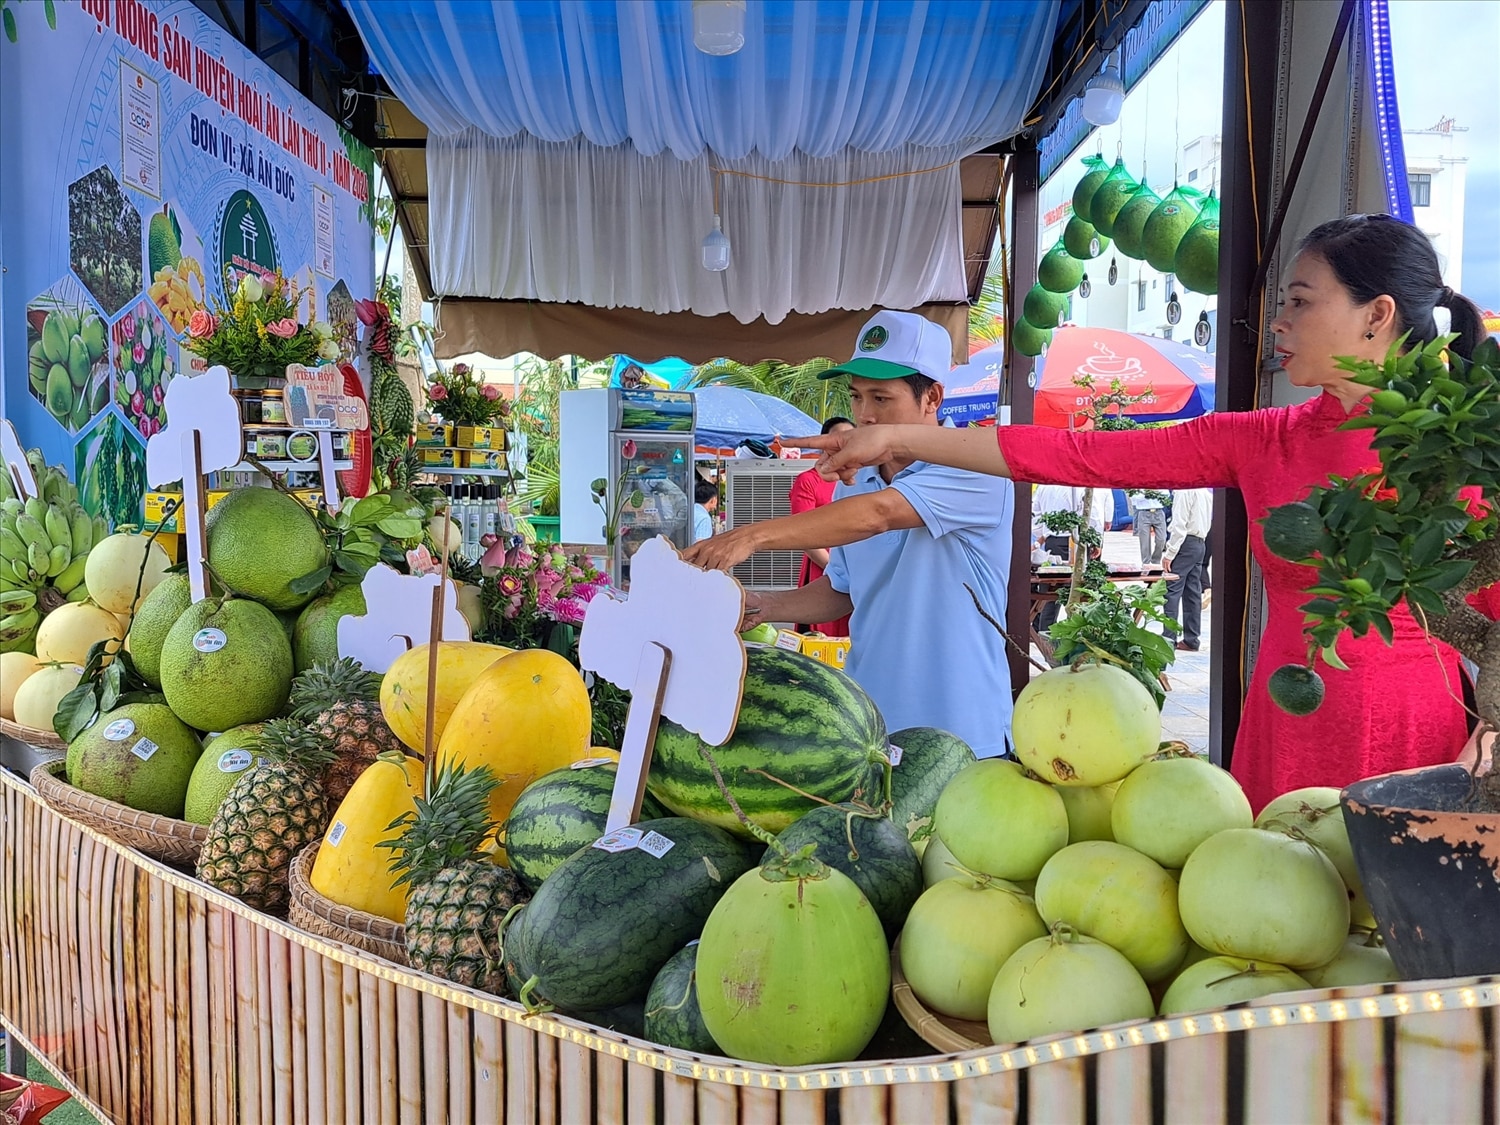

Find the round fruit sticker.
xmin=193 ymin=628 xmax=228 ymax=653
xmin=217 ymin=749 xmax=255 ymax=774
xmin=103 ymin=718 xmax=136 ymax=742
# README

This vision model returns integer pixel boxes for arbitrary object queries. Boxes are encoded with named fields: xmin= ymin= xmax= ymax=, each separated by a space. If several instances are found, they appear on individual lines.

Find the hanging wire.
xmin=1174 ymin=39 xmax=1182 ymax=183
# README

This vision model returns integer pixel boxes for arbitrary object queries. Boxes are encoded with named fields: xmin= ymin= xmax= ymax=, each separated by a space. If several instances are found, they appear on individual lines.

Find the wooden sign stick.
xmin=604 ymin=642 xmax=673 ymax=832
xmin=182 ymin=429 xmax=210 ymax=602
xmin=1 ymin=420 xmax=37 ymax=501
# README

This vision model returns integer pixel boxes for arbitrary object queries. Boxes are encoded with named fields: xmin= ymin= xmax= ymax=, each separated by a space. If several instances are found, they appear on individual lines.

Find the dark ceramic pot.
xmin=1342 ymin=760 xmax=1500 ymax=980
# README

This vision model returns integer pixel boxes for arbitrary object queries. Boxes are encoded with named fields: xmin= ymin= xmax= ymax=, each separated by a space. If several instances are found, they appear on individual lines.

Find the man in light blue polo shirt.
xmin=682 ymin=311 xmax=1015 ymax=757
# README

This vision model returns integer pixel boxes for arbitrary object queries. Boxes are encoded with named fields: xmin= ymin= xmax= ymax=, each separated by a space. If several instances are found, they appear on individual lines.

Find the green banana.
xmin=94 ymin=516 xmax=109 ymax=543
xmin=27 ymin=542 xmax=48 ymax=574
xmin=69 ymin=506 xmax=94 ymax=555
xmin=66 ymin=583 xmax=90 ymax=603
xmin=0 ymin=608 xmax=40 ymax=643
xmin=46 ymin=543 xmax=70 ymax=577
xmin=44 ymin=505 xmax=72 ymax=555
xmin=53 ymin=554 xmax=88 ymax=594
xmin=0 ymin=526 xmax=25 ymax=565
xmin=0 ymin=556 xmax=30 ymax=586
xmin=15 ymin=512 xmax=52 ymax=554
xmin=1 ymin=498 xmax=21 ymax=521
xmin=0 ymin=471 xmax=13 ymax=504
xmin=0 ymin=589 xmax=37 ymax=614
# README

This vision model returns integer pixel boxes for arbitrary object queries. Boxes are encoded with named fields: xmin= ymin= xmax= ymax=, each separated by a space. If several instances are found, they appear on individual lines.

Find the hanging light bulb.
xmin=701 ymin=214 xmax=731 ymax=271
xmin=1082 ymin=53 xmax=1125 ymax=127
xmin=693 ymin=0 xmax=745 ymax=56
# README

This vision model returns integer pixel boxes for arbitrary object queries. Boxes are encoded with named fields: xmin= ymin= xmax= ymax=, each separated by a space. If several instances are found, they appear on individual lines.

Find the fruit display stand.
xmin=2 ymin=763 xmax=1499 ymax=1124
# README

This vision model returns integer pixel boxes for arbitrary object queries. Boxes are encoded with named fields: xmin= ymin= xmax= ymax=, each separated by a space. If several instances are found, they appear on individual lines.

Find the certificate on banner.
xmin=120 ymin=61 xmax=161 ymax=199
xmin=313 ymin=185 xmax=335 ymax=278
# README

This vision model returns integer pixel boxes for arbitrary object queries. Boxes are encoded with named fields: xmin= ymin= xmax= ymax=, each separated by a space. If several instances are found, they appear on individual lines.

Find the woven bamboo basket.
xmin=890 ymin=944 xmax=991 ymax=1054
xmin=28 ymin=759 xmax=207 ymax=866
xmin=287 ymin=842 xmax=409 ymax=965
xmin=0 ymin=715 xmax=67 ymax=751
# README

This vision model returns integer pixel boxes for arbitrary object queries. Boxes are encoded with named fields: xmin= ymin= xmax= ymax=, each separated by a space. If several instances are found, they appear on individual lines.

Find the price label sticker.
xmin=193 ymin=628 xmax=228 ymax=653
xmin=103 ymin=719 xmax=135 ymax=742
xmin=638 ymin=831 xmax=675 ymax=859
xmin=218 ymin=749 xmax=255 ymax=774
xmin=131 ymin=738 xmax=159 ymax=762
xmin=591 ymin=827 xmax=643 ymax=854
xmin=299 ymin=418 xmax=334 ymax=430
xmin=327 ymin=821 xmax=348 ymax=847
xmin=887 ymin=743 xmax=904 ymax=768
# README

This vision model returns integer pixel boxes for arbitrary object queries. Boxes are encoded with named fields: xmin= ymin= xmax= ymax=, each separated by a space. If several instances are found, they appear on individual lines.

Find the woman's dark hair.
xmin=1298 ymin=214 xmax=1486 ymax=359
xmin=820 ymin=416 xmax=855 ymax=434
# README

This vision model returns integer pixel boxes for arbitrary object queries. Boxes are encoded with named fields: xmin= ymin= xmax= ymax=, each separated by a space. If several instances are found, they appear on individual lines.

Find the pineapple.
xmin=383 ymin=762 xmax=526 ymax=996
xmin=289 ymin=657 xmax=406 ymax=803
xmin=197 ymin=718 xmax=335 ymax=913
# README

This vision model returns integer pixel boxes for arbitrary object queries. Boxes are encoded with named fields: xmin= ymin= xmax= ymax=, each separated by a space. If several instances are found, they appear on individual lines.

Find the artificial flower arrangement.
xmin=425 ymin=361 xmax=511 ymax=427
xmin=184 ymin=270 xmax=338 ymax=381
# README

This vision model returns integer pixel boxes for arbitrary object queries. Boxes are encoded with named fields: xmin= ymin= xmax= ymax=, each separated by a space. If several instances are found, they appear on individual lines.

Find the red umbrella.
xmin=1032 ymin=327 xmax=1216 ymax=429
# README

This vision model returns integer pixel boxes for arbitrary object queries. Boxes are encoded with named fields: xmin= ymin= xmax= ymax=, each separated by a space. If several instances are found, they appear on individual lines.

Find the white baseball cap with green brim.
xmin=818 ymin=310 xmax=953 ymax=385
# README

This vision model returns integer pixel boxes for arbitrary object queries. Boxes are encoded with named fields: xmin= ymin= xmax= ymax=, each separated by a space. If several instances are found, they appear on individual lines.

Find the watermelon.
xmin=886 ymin=727 xmax=978 ymax=843
xmin=644 ymin=942 xmax=718 ymax=1055
xmin=505 ymin=761 xmax=669 ymax=892
xmin=648 ymin=648 xmax=888 ymax=838
xmin=504 ymin=817 xmax=753 ymax=1012
xmin=570 ymin=1002 xmax=645 ymax=1040
xmin=772 ymin=803 xmax=922 ymax=939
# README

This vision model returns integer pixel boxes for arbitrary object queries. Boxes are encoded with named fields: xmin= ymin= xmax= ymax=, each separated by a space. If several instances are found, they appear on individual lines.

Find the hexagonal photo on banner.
xmin=74 ymin=408 xmax=148 ymax=530
xmin=67 ymin=165 xmax=144 ymax=317
xmin=24 ymin=275 xmax=112 ymax=434
xmin=326 ymin=279 xmax=358 ymax=357
xmin=111 ymin=298 xmax=180 ymax=440
xmin=144 ymin=200 xmax=207 ymax=337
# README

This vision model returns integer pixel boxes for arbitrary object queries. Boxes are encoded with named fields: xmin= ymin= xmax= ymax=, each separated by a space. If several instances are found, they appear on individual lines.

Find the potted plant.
xmin=1261 ymin=334 xmax=1500 ymax=979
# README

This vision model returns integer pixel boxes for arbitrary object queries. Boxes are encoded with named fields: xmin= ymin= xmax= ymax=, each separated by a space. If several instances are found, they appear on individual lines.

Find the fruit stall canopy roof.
xmin=344 ymin=0 xmax=1066 ymax=364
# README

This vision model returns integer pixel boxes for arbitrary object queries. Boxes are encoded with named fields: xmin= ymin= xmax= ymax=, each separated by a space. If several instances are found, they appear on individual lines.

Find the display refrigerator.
xmin=559 ymin=388 xmax=697 ymax=587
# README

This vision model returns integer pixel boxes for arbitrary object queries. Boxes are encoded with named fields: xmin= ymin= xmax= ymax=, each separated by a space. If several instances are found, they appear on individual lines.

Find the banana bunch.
xmin=0 ymin=450 xmax=109 ymax=653
xmin=149 ymin=256 xmax=206 ymax=333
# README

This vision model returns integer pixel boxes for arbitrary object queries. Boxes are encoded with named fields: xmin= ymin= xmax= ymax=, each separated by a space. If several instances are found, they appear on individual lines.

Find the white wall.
xmin=1405 ymin=119 xmax=1469 ymax=290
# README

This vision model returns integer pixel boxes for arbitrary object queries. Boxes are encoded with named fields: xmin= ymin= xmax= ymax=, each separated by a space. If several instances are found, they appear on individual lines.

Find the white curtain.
xmin=428 ymin=131 xmax=967 ymax=324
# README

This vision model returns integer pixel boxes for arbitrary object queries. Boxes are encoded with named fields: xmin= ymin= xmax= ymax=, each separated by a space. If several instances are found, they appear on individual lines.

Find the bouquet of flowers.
xmin=426 ymin=362 xmax=511 ymax=427
xmin=476 ymin=539 xmax=609 ymax=651
xmin=185 ymin=270 xmax=338 ymax=381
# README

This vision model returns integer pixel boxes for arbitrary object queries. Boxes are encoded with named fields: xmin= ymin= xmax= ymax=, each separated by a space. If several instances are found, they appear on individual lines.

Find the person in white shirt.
xmin=1031 ymin=484 xmax=1113 ymax=634
xmin=1162 ymin=487 xmax=1212 ymax=651
xmin=1126 ymin=489 xmax=1170 ymax=565
xmin=691 ymin=478 xmax=718 ymax=542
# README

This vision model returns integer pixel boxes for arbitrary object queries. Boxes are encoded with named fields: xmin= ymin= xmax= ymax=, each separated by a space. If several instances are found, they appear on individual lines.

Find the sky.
xmin=1037 ymin=1 xmax=1500 ymax=315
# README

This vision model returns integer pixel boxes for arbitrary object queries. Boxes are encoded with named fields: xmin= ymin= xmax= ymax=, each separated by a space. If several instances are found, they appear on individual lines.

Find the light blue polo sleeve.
xmin=892 ymin=463 xmax=1013 ymax=539
xmin=825 ymin=544 xmax=850 ymax=593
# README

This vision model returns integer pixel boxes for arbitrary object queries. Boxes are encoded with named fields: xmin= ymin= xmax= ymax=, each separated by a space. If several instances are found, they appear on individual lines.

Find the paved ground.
xmin=1029 ymin=531 xmax=1212 ymax=753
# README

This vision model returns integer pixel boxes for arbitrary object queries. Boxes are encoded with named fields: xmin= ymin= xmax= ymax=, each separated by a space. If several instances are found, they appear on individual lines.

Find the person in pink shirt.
xmin=787 ymin=417 xmax=855 ymax=636
xmin=797 ymin=214 xmax=1497 ymax=811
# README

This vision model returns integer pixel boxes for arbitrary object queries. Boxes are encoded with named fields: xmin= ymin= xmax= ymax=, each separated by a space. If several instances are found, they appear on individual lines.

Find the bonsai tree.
xmin=1263 ymin=336 xmax=1500 ymax=758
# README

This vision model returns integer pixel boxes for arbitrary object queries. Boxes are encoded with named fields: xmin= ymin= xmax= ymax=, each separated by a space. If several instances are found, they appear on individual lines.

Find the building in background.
xmin=1404 ymin=116 xmax=1469 ymax=290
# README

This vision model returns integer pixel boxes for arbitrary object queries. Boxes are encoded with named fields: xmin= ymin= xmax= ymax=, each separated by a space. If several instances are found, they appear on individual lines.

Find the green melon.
xmin=1038 ymin=243 xmax=1085 ymax=294
xmin=505 ymin=761 xmax=668 ymax=892
xmin=1071 ymin=155 xmax=1111 ymax=226
xmin=1111 ymin=184 xmax=1163 ymax=261
xmin=1012 ymin=317 xmax=1052 ymax=358
xmin=647 ymin=648 xmax=888 ymax=838
xmin=504 ymin=818 xmax=753 ymax=1012
xmin=1089 ymin=159 xmax=1139 ymax=239
xmin=772 ymin=802 xmax=922 ymax=939
xmin=1063 ymin=215 xmax=1109 ymax=260
xmin=1023 ymin=285 xmax=1071 ymax=330
xmin=644 ymin=943 xmax=718 ymax=1055
xmin=886 ymin=727 xmax=977 ymax=844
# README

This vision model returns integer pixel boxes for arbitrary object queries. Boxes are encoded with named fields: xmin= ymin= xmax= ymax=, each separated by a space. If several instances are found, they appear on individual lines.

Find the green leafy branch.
xmin=291 ymin=491 xmax=434 ymax=596
xmin=1047 ymin=580 xmax=1177 ymax=708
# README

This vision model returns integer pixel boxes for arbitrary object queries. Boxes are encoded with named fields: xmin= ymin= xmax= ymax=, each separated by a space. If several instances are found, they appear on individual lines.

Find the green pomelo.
xmin=987 ymin=930 xmax=1154 ymax=1046
xmin=1071 ymin=156 xmax=1111 ymax=226
xmin=1063 ymin=215 xmax=1109 ymax=260
xmin=1261 ymin=501 xmax=1323 ymax=561
xmin=1300 ymin=935 xmax=1395 ymax=988
xmin=1111 ymin=185 xmax=1162 ymax=261
xmin=1011 ymin=317 xmax=1052 ymax=358
xmin=900 ymin=876 xmax=1046 ymax=1020
xmin=1268 ymin=665 xmax=1325 ymax=716
xmin=1058 ymin=783 xmax=1117 ymax=843
xmin=1159 ymin=955 xmax=1308 ymax=1016
xmin=1088 ymin=161 xmax=1139 ymax=238
xmin=1255 ymin=787 xmax=1375 ymax=928
xmin=1035 ymin=841 xmax=1188 ymax=982
xmin=160 ymin=597 xmax=294 ymax=731
xmin=1110 ymin=756 xmax=1252 ymax=868
xmin=1175 ymin=218 xmax=1220 ymax=295
xmin=205 ymin=488 xmax=330 ymax=611
xmin=935 ymin=760 xmax=1068 ymax=881
xmin=1013 ymin=663 xmax=1161 ymax=787
xmin=1038 ymin=244 xmax=1085 ymax=294
xmin=183 ymin=722 xmax=266 ymax=825
xmin=67 ymin=702 xmax=202 ymax=818
xmin=128 ymin=573 xmax=192 ymax=687
xmin=292 ymin=584 xmax=366 ymax=672
xmin=1023 ymin=285 xmax=1070 ymax=330
xmin=1143 ymin=197 xmax=1201 ymax=273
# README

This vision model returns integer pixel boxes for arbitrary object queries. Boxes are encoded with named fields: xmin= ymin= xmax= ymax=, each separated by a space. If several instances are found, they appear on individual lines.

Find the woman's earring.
xmin=1364 ymin=331 xmax=1375 ymax=340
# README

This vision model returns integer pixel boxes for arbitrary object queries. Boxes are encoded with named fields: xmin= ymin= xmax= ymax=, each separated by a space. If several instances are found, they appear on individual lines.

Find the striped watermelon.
xmin=887 ymin=727 xmax=978 ymax=844
xmin=504 ymin=761 xmax=668 ymax=892
xmin=774 ymin=803 xmax=922 ymax=939
xmin=644 ymin=943 xmax=718 ymax=1055
xmin=647 ymin=647 xmax=888 ymax=838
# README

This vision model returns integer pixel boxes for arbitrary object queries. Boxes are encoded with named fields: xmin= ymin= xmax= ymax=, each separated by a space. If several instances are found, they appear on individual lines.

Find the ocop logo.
xmin=859 ymin=325 xmax=888 ymax=352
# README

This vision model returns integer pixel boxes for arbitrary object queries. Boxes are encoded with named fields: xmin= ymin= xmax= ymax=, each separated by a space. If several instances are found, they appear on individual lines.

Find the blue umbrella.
xmin=938 ymin=342 xmax=1006 ymax=426
xmin=691 ymin=386 xmax=820 ymax=450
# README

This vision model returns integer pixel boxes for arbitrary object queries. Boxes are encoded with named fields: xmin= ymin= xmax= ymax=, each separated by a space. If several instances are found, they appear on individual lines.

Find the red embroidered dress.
xmin=998 ymin=392 xmax=1497 ymax=811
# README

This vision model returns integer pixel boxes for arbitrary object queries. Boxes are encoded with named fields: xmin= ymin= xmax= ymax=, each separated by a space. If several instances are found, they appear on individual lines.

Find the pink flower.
xmin=478 ymin=537 xmax=510 ymax=575
xmin=572 ymin=582 xmax=605 ymax=604
xmin=265 ymin=318 xmax=299 ymax=338
xmin=621 ymin=439 xmax=638 ymax=459
xmin=355 ymin=299 xmax=381 ymax=326
xmin=503 ymin=593 xmax=524 ymax=620
xmin=535 ymin=568 xmax=565 ymax=602
xmin=498 ymin=574 xmax=523 ymax=597
xmin=505 ymin=545 xmax=534 ymax=571
xmin=405 ymin=545 xmax=438 ymax=576
xmin=132 ymin=342 xmax=145 ymax=365
xmin=123 ymin=313 xmax=136 ymax=338
xmin=428 ymin=383 xmax=448 ymax=402
xmin=481 ymin=384 xmax=500 ymax=401
xmin=186 ymin=309 xmax=217 ymax=338
xmin=479 ymin=533 xmax=499 ymax=550
xmin=549 ymin=597 xmax=589 ymax=626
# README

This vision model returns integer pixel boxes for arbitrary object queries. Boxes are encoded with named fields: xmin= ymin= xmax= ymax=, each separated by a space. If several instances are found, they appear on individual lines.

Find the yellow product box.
xmin=144 ymin=490 xmax=233 ymax=531
xmin=453 ymin=425 xmax=494 ymax=450
xmin=800 ymin=634 xmax=850 ymax=668
xmin=773 ymin=629 xmax=804 ymax=652
xmin=420 ymin=448 xmax=458 ymax=467
xmin=144 ymin=531 xmax=184 ymax=563
xmin=460 ymin=449 xmax=507 ymax=470
xmin=414 ymin=422 xmax=452 ymax=448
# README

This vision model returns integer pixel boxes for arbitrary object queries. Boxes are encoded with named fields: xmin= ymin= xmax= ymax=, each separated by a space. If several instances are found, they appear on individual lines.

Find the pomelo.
xmin=1143 ymin=190 xmax=1201 ymax=273
xmin=160 ymin=597 xmax=294 ymax=731
xmin=1063 ymin=215 xmax=1109 ymax=260
xmin=1088 ymin=160 xmax=1139 ymax=238
xmin=183 ymin=723 xmax=266 ymax=824
xmin=128 ymin=573 xmax=192 ymax=687
xmin=1011 ymin=317 xmax=1052 ymax=358
xmin=293 ymin=584 xmax=366 ymax=672
xmin=1110 ymin=184 xmax=1163 ymax=260
xmin=1023 ymin=285 xmax=1070 ymax=330
xmin=205 ymin=487 xmax=329 ymax=610
xmin=67 ymin=702 xmax=202 ymax=818
xmin=1038 ymin=243 xmax=1085 ymax=294
xmin=1071 ymin=155 xmax=1111 ymax=225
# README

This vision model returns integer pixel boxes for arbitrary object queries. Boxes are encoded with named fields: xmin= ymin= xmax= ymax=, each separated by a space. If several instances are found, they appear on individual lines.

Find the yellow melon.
xmin=1 ymin=652 xmax=44 ymax=720
xmin=379 ymin=641 xmax=514 ymax=753
xmin=436 ymin=649 xmax=593 ymax=830
xmin=310 ymin=752 xmax=425 ymax=923
xmin=34 ymin=602 xmax=125 ymax=666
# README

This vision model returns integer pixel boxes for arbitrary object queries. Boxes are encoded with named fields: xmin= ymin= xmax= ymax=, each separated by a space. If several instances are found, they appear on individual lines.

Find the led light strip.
xmin=1363 ymin=0 xmax=1413 ymax=222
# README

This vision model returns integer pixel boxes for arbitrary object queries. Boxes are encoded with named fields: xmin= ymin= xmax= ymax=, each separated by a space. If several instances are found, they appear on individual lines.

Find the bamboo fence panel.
xmin=4 ymin=767 xmax=1500 ymax=1124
